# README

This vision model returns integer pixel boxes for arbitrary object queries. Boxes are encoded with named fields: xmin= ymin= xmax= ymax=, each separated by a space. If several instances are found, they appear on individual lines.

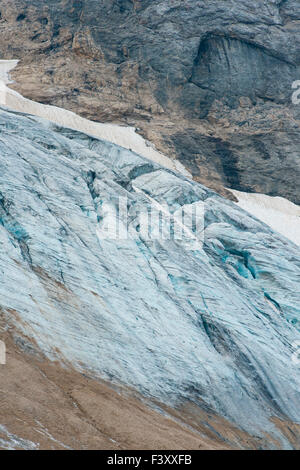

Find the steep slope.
xmin=0 ymin=107 xmax=299 ymax=449
xmin=0 ymin=0 xmax=300 ymax=202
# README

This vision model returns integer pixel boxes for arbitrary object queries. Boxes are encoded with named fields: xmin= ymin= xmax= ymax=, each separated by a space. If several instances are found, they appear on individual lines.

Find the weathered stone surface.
xmin=168 ymin=122 xmax=300 ymax=204
xmin=0 ymin=107 xmax=299 ymax=448
xmin=1 ymin=335 xmax=234 ymax=450
xmin=0 ymin=0 xmax=300 ymax=202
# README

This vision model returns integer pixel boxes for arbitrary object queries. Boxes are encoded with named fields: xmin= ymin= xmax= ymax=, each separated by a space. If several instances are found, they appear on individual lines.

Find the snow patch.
xmin=230 ymin=189 xmax=300 ymax=246
xmin=0 ymin=60 xmax=19 ymax=84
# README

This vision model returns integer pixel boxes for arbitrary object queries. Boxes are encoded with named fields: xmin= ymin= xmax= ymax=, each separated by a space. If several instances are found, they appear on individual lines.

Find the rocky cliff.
xmin=0 ymin=0 xmax=300 ymax=202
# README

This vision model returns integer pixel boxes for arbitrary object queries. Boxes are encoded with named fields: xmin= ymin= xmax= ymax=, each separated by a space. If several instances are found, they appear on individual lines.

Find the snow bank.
xmin=0 ymin=60 xmax=190 ymax=177
xmin=230 ymin=189 xmax=300 ymax=246
xmin=0 ymin=60 xmax=18 ymax=84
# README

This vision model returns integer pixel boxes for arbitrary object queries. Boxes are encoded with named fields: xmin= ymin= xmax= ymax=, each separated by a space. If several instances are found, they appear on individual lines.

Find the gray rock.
xmin=1 ymin=0 xmax=300 ymax=202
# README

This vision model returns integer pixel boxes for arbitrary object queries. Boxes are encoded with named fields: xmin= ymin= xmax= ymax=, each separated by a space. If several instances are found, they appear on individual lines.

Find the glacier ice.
xmin=0 ymin=106 xmax=299 ymax=448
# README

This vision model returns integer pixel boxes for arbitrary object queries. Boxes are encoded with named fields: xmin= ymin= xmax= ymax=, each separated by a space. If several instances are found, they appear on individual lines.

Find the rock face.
xmin=0 ymin=107 xmax=299 ymax=448
xmin=0 ymin=0 xmax=300 ymax=201
xmin=1 ymin=336 xmax=233 ymax=450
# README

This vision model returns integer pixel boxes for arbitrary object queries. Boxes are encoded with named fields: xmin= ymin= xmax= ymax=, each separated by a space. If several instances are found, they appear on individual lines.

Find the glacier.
xmin=0 ymin=105 xmax=299 ymax=448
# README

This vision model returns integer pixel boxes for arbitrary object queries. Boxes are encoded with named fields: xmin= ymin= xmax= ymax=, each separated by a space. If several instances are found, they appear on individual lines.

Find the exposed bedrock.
xmin=0 ymin=0 xmax=300 ymax=201
xmin=185 ymin=35 xmax=298 ymax=118
xmin=168 ymin=127 xmax=300 ymax=205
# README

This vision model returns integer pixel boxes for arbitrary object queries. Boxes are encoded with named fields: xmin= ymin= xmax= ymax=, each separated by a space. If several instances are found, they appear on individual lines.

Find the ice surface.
xmin=0 ymin=107 xmax=299 ymax=448
xmin=0 ymin=60 xmax=19 ymax=84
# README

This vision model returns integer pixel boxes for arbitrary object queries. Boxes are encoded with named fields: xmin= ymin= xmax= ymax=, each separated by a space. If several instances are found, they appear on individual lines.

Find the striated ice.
xmin=0 ymin=107 xmax=299 ymax=449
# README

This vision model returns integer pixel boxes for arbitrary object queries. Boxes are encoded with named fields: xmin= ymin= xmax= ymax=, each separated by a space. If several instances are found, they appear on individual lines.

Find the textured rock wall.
xmin=0 ymin=0 xmax=300 ymax=201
